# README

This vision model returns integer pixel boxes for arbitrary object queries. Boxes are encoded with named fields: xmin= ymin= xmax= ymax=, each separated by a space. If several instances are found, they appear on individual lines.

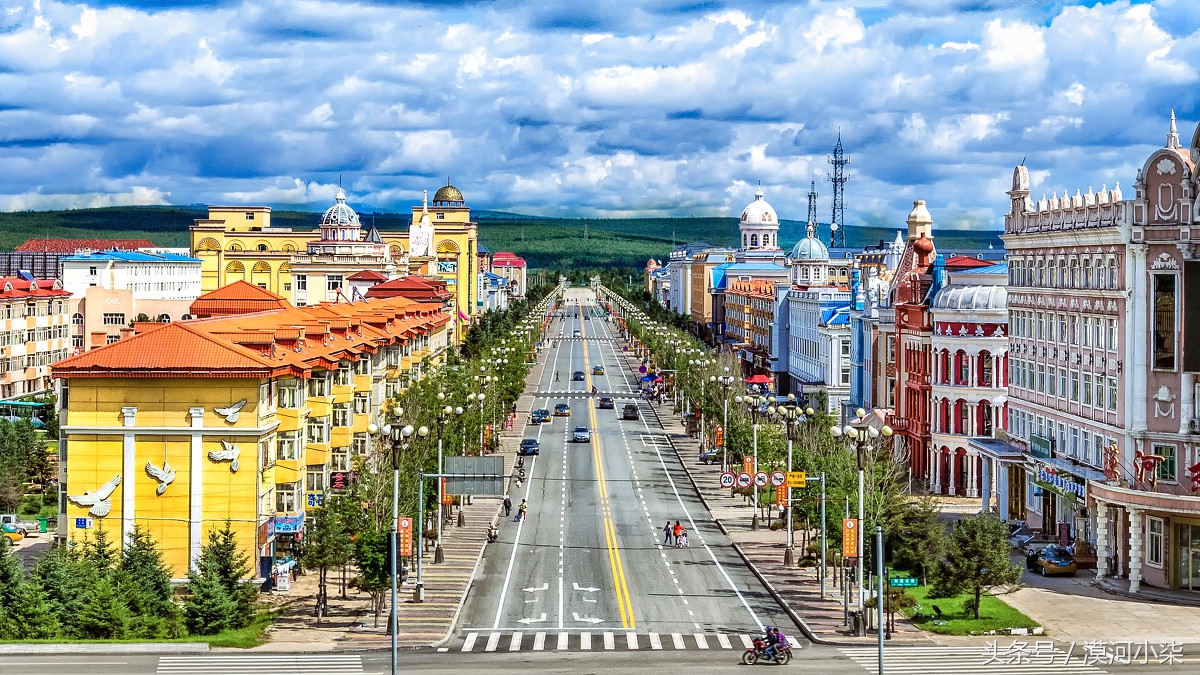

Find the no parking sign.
xmin=753 ymin=472 xmax=769 ymax=487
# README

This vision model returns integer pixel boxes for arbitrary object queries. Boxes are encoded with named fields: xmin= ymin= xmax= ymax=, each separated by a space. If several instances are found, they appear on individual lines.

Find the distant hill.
xmin=0 ymin=206 xmax=1003 ymax=269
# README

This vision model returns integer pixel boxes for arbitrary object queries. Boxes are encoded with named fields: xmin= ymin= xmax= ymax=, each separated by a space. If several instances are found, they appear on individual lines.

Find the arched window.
xmin=257 ymin=244 xmax=268 ymax=252
xmin=71 ymin=313 xmax=84 ymax=325
xmin=750 ymin=234 xmax=759 ymax=247
xmin=956 ymin=350 xmax=969 ymax=385
xmin=158 ymin=314 xmax=171 ymax=322
xmin=979 ymin=351 xmax=993 ymax=386
xmin=181 ymin=314 xmax=193 ymax=320
xmin=228 ymin=242 xmax=242 ymax=252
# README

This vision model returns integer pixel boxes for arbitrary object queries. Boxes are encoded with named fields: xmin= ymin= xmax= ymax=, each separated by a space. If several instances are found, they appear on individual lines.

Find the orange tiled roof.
xmin=189 ymin=280 xmax=291 ymax=318
xmin=15 ymin=238 xmax=155 ymax=254
xmin=54 ymin=290 xmax=449 ymax=379
xmin=0 ymin=278 xmax=70 ymax=299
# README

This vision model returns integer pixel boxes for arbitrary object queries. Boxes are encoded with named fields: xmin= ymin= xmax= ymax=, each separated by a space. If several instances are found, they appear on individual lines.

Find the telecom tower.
xmin=805 ymin=179 xmax=819 ymax=227
xmin=827 ymin=133 xmax=849 ymax=247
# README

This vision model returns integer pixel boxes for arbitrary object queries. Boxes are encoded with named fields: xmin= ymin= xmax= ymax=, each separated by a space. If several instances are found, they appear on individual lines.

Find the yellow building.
xmin=53 ymin=285 xmax=449 ymax=579
xmin=189 ymin=182 xmax=480 ymax=344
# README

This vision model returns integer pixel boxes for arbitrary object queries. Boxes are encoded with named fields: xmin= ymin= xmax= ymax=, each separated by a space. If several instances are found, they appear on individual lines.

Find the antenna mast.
xmin=827 ymin=133 xmax=849 ymax=247
xmin=806 ymin=179 xmax=819 ymax=227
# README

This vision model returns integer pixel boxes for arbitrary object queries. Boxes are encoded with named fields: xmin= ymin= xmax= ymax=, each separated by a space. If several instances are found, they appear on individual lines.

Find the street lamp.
xmin=830 ymin=408 xmax=893 ymax=632
xmin=736 ymin=393 xmax=768 ymax=530
xmin=715 ymin=368 xmax=736 ymax=474
xmin=366 ymin=414 xmax=413 ymax=675
xmin=433 ymin=393 xmax=462 ymax=565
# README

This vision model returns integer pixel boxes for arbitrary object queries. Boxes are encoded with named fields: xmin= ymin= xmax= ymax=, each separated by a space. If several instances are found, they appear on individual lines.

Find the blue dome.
xmin=788 ymin=223 xmax=829 ymax=261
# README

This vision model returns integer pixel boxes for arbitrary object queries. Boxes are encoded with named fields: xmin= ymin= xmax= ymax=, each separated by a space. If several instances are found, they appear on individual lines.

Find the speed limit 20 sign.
xmin=719 ymin=472 xmax=735 ymax=488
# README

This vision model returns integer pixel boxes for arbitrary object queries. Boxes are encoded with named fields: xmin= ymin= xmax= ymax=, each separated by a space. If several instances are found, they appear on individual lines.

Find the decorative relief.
xmin=1156 ymin=158 xmax=1177 ymax=175
xmin=208 ymin=441 xmax=241 ymax=473
xmin=145 ymin=461 xmax=176 ymax=496
xmin=1154 ymin=385 xmax=1176 ymax=419
xmin=213 ymin=399 xmax=247 ymax=424
xmin=1151 ymin=252 xmax=1180 ymax=270
xmin=67 ymin=475 xmax=122 ymax=518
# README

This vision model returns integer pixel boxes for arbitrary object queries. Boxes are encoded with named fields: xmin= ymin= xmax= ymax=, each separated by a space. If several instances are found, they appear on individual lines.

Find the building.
xmin=724 ymin=279 xmax=776 ymax=377
xmin=665 ymin=242 xmax=715 ymax=315
xmin=60 ymin=250 xmax=203 ymax=352
xmin=928 ymin=263 xmax=1009 ymax=497
xmin=189 ymin=182 xmax=482 ymax=345
xmin=0 ymin=276 xmax=71 ymax=398
xmin=784 ymin=222 xmax=852 ymax=409
xmin=54 ymin=290 xmax=450 ymax=578
xmin=490 ymin=252 xmax=527 ymax=299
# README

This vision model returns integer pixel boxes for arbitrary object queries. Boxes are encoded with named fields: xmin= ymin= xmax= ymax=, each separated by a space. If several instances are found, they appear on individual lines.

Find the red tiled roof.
xmin=491 ymin=252 xmax=526 ymax=268
xmin=53 ymin=322 xmax=279 ymax=377
xmin=15 ymin=238 xmax=155 ymax=254
xmin=0 ymin=278 xmax=70 ymax=298
xmin=189 ymin=280 xmax=290 ymax=318
xmin=364 ymin=275 xmax=452 ymax=302
xmin=348 ymin=270 xmax=388 ymax=282
xmin=943 ymin=256 xmax=992 ymax=269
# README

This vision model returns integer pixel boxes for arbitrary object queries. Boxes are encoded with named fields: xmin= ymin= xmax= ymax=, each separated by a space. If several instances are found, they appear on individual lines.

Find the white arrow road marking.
xmin=517 ymin=613 xmax=547 ymax=624
xmin=522 ymin=583 xmax=549 ymax=592
xmin=572 ymin=583 xmax=600 ymax=592
xmin=581 ymin=597 xmax=597 ymax=603
xmin=524 ymin=598 xmax=539 ymax=603
xmin=572 ymin=612 xmax=605 ymax=624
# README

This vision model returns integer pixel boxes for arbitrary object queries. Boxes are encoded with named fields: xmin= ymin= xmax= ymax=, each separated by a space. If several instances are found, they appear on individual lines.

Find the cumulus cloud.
xmin=0 ymin=0 xmax=1196 ymax=232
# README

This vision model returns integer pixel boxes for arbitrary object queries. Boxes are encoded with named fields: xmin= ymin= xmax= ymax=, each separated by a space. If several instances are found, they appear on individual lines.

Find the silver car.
xmin=572 ymin=426 xmax=591 ymax=442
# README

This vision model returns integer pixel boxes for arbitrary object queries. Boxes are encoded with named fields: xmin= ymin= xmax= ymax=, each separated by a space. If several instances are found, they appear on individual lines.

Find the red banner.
xmin=775 ymin=484 xmax=787 ymax=506
xmin=714 ymin=425 xmax=724 ymax=448
xmin=843 ymin=519 xmax=858 ymax=558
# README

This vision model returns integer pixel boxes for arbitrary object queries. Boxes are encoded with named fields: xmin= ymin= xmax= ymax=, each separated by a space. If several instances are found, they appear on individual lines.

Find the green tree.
xmin=353 ymin=526 xmax=391 ymax=628
xmin=183 ymin=560 xmax=236 ymax=635
xmin=78 ymin=576 xmax=129 ymax=639
xmin=187 ymin=522 xmax=257 ymax=631
xmin=932 ymin=513 xmax=1023 ymax=619
xmin=890 ymin=495 xmax=946 ymax=586
xmin=119 ymin=526 xmax=182 ymax=638
xmin=0 ymin=580 xmax=60 ymax=639
xmin=33 ymin=543 xmax=90 ymax=637
xmin=301 ymin=500 xmax=353 ymax=623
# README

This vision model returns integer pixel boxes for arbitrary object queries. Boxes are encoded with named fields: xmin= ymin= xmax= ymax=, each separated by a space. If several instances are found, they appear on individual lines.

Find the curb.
xmin=431 ymin=502 xmax=500 ymax=648
xmin=0 ymin=643 xmax=210 ymax=655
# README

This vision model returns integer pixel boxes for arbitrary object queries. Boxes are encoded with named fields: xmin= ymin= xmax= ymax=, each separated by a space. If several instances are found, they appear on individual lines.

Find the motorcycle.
xmin=486 ymin=524 xmax=498 ymax=544
xmin=741 ymin=637 xmax=792 ymax=665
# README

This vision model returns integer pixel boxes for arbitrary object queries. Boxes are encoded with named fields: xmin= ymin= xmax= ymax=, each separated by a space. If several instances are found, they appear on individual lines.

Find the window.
xmin=278 ymin=383 xmax=300 ymax=409
xmin=1047 ymin=366 xmax=1056 ymax=395
xmin=306 ymin=416 xmax=330 ymax=444
xmin=1058 ymin=368 xmax=1067 ymax=399
xmin=276 ymin=431 xmax=298 ymax=460
xmin=309 ymin=372 xmax=330 ymax=397
xmin=334 ymin=361 xmax=351 ymax=386
xmin=1148 ymin=517 xmax=1164 ymax=567
xmin=71 ymin=336 xmax=83 ymax=348
xmin=353 ymin=432 xmax=369 ymax=456
xmin=102 ymin=312 xmax=126 ymax=326
xmin=245 ymin=212 xmax=255 ymax=220
xmin=306 ymin=465 xmax=326 ymax=492
xmin=331 ymin=447 xmax=350 ymax=472
xmin=294 ymin=274 xmax=307 ymax=291
xmin=1107 ymin=319 xmax=1117 ymax=350
xmin=327 ymin=275 xmax=344 ymax=293
xmin=275 ymin=483 xmax=297 ymax=512
xmin=71 ymin=313 xmax=84 ymax=325
xmin=1155 ymin=444 xmax=1177 ymax=482
xmin=1082 ymin=374 xmax=1092 ymax=405
xmin=1108 ymin=377 xmax=1118 ymax=410
xmin=1036 ymin=364 xmax=1046 ymax=393
xmin=354 ymin=392 xmax=370 ymax=415
xmin=1081 ymin=317 xmax=1090 ymax=347
xmin=259 ymin=437 xmax=274 ymax=468
xmin=1070 ymin=371 xmax=1079 ymax=401
xmin=1152 ymin=274 xmax=1177 ymax=369
xmin=105 ymin=335 xmax=121 ymax=345
xmin=332 ymin=402 xmax=349 ymax=427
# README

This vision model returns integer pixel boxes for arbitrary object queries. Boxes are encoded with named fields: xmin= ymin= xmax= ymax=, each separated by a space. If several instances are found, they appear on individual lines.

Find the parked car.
xmin=1027 ymin=545 xmax=1077 ymax=576
xmin=519 ymin=438 xmax=541 ymax=455
xmin=622 ymin=404 xmax=640 ymax=420
xmin=592 ymin=365 xmax=605 ymax=375
xmin=572 ymin=426 xmax=592 ymax=443
xmin=572 ymin=371 xmax=586 ymax=381
xmin=1 ymin=523 xmax=24 ymax=545
xmin=597 ymin=396 xmax=615 ymax=409
xmin=698 ymin=450 xmax=720 ymax=465
xmin=0 ymin=514 xmax=36 ymax=536
xmin=554 ymin=403 xmax=571 ymax=416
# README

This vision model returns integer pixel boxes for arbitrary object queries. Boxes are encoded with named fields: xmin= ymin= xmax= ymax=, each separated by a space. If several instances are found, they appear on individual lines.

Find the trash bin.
xmin=37 ymin=517 xmax=47 ymax=533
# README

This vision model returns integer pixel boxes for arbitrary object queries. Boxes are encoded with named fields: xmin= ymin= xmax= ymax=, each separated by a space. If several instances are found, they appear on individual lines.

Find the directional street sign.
xmin=890 ymin=576 xmax=919 ymax=588
xmin=719 ymin=472 xmax=736 ymax=488
xmin=770 ymin=471 xmax=786 ymax=487
xmin=737 ymin=472 xmax=753 ymax=488
xmin=754 ymin=472 xmax=769 ymax=487
xmin=786 ymin=471 xmax=808 ymax=488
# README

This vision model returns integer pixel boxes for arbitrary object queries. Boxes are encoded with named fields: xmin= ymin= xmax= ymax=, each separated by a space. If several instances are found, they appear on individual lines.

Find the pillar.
xmin=966 ymin=452 xmax=979 ymax=498
xmin=931 ymin=448 xmax=940 ymax=493
xmin=997 ymin=461 xmax=1010 ymax=521
xmin=980 ymin=455 xmax=992 ymax=514
xmin=189 ymin=407 xmax=205 ymax=572
xmin=1128 ymin=507 xmax=1143 ymax=593
xmin=1129 ymin=245 xmax=1149 ymax=433
xmin=1095 ymin=499 xmax=1108 ymax=580
xmin=948 ymin=451 xmax=958 ymax=496
xmin=121 ymin=406 xmax=137 ymax=545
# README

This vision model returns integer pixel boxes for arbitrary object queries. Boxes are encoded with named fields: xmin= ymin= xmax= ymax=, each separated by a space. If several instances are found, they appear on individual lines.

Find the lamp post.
xmin=830 ymin=407 xmax=893 ymax=628
xmin=716 ymin=368 xmax=735 ymax=475
xmin=736 ymin=393 xmax=767 ymax=530
xmin=769 ymin=393 xmax=803 ymax=566
xmin=477 ymin=392 xmax=487 ymax=454
xmin=367 ymin=415 xmax=413 ymax=675
xmin=433 ymin=394 xmax=461 ymax=565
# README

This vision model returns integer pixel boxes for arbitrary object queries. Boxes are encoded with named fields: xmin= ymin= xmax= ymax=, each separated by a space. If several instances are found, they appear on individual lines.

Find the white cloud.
xmin=982 ymin=19 xmax=1044 ymax=70
xmin=804 ymin=7 xmax=865 ymax=54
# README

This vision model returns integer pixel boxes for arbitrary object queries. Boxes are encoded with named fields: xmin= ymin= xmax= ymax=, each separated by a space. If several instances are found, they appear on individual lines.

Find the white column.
xmin=948 ymin=452 xmax=957 ymax=496
xmin=998 ymin=462 xmax=1010 ymax=520
xmin=121 ymin=406 xmax=137 ymax=545
xmin=189 ymin=407 xmax=205 ymax=572
xmin=980 ymin=455 xmax=992 ymax=513
xmin=1094 ymin=500 xmax=1108 ymax=579
xmin=1181 ymin=373 xmax=1196 ymax=435
xmin=1128 ymin=507 xmax=1144 ymax=593
xmin=931 ymin=449 xmax=940 ymax=492
xmin=966 ymin=452 xmax=979 ymax=498
xmin=1129 ymin=244 xmax=1149 ymax=433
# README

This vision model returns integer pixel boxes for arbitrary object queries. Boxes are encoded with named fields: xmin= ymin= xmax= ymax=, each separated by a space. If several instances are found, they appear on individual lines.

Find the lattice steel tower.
xmin=805 ymin=179 xmax=819 ymax=227
xmin=827 ymin=133 xmax=849 ymax=247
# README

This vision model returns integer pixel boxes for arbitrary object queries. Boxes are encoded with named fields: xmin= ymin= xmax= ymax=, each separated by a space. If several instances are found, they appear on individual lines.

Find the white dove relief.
xmin=67 ymin=474 xmax=122 ymax=518
xmin=145 ymin=461 xmax=176 ymax=496
xmin=208 ymin=440 xmax=241 ymax=473
xmin=213 ymin=399 xmax=248 ymax=424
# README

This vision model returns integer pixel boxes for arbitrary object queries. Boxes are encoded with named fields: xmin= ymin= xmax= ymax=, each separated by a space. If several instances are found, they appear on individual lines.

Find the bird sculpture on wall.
xmin=144 ymin=461 xmax=176 ymax=496
xmin=208 ymin=441 xmax=241 ymax=473
xmin=67 ymin=474 xmax=122 ymax=518
xmin=213 ymin=399 xmax=248 ymax=424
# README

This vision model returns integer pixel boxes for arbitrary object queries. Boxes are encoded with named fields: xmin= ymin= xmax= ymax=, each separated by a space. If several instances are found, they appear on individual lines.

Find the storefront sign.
xmin=274 ymin=514 xmax=305 ymax=533
xmin=330 ymin=472 xmax=350 ymax=490
xmin=1029 ymin=434 xmax=1052 ymax=459
xmin=1036 ymin=464 xmax=1086 ymax=500
xmin=306 ymin=491 xmax=326 ymax=508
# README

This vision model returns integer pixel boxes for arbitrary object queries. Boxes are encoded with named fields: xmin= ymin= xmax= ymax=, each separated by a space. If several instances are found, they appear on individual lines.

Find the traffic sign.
xmin=770 ymin=471 xmax=786 ymax=487
xmin=890 ymin=576 xmax=919 ymax=588
xmin=737 ymin=472 xmax=753 ymax=488
xmin=754 ymin=472 xmax=769 ymax=487
xmin=786 ymin=471 xmax=807 ymax=488
xmin=719 ymin=472 xmax=736 ymax=488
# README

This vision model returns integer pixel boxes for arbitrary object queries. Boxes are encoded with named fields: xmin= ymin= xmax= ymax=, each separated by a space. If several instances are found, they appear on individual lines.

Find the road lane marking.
xmin=718 ymin=634 xmax=732 ymax=649
xmin=694 ymin=633 xmax=709 ymax=649
xmin=580 ymin=631 xmax=591 ymax=650
xmin=671 ymin=632 xmax=685 ymax=649
xmin=533 ymin=632 xmax=546 ymax=651
xmin=461 ymin=632 xmax=478 ymax=652
xmin=491 ymin=453 xmax=539 ymax=630
xmin=649 ymin=632 xmax=662 ymax=650
xmin=740 ymin=634 xmax=755 ymax=648
xmin=485 ymin=632 xmax=501 ymax=652
xmin=558 ymin=631 xmax=569 ymax=650
xmin=509 ymin=632 xmax=523 ymax=651
xmin=603 ymin=631 xmax=615 ymax=650
xmin=626 ymin=631 xmax=638 ymax=649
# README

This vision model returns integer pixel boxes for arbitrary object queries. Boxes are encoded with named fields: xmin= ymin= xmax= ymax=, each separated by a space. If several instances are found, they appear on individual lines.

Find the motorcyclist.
xmin=762 ymin=626 xmax=780 ymax=661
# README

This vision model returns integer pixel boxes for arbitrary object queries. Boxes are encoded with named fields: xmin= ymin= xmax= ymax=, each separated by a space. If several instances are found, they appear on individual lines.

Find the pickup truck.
xmin=0 ymin=514 xmax=36 ymax=536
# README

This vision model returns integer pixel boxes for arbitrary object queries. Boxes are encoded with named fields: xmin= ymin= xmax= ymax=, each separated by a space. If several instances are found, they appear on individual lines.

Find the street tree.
xmin=932 ymin=513 xmax=1022 ymax=619
xmin=119 ymin=526 xmax=182 ymax=638
xmin=184 ymin=521 xmax=257 ymax=632
xmin=302 ymin=499 xmax=354 ymax=623
xmin=890 ymin=495 xmax=947 ymax=585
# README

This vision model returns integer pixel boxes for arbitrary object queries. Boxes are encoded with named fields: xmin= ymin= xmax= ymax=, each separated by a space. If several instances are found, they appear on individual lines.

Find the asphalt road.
xmin=455 ymin=288 xmax=795 ymax=646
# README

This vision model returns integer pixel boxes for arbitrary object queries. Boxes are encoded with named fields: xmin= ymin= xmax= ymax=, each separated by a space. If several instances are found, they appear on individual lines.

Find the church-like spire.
xmin=422 ymin=189 xmax=429 ymax=213
xmin=1168 ymin=109 xmax=1181 ymax=149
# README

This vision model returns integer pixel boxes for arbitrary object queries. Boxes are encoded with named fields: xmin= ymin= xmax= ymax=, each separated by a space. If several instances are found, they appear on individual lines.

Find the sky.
xmin=2 ymin=0 xmax=1199 ymax=230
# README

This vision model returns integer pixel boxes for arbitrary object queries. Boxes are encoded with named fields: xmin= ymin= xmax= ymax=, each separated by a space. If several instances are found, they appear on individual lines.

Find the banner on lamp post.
xmin=775 ymin=484 xmax=787 ymax=506
xmin=842 ymin=519 xmax=858 ymax=558
xmin=397 ymin=517 xmax=413 ymax=558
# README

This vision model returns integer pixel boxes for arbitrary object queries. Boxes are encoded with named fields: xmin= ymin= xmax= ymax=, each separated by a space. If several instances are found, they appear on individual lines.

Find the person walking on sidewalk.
xmin=503 ymin=495 xmax=512 ymax=517
xmin=672 ymin=521 xmax=682 ymax=545
xmin=662 ymin=520 xmax=674 ymax=546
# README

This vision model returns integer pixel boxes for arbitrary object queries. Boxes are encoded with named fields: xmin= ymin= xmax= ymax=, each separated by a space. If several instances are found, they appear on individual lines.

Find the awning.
xmin=744 ymin=374 xmax=772 ymax=385
xmin=641 ymin=374 xmax=661 ymax=382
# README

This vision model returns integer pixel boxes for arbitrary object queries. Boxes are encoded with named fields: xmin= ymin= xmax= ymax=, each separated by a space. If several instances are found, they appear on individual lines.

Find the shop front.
xmin=1090 ymin=482 xmax=1200 ymax=593
xmin=1174 ymin=519 xmax=1200 ymax=592
xmin=273 ymin=512 xmax=306 ymax=566
xmin=1030 ymin=457 xmax=1102 ymax=550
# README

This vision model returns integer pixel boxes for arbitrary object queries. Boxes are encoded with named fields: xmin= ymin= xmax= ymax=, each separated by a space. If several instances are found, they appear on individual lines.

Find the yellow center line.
xmin=581 ymin=306 xmax=634 ymax=629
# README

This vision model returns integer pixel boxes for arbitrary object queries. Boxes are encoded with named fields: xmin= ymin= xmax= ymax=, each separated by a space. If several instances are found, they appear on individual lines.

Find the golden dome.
xmin=434 ymin=181 xmax=464 ymax=204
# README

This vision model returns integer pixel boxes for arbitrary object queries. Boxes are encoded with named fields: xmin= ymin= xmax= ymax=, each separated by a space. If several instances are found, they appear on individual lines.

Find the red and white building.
xmin=491 ymin=252 xmax=527 ymax=298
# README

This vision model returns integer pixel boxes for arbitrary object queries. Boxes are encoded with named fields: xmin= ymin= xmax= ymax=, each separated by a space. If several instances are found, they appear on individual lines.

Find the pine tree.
xmin=0 ymin=539 xmax=25 ymax=609
xmin=189 ymin=522 xmax=257 ymax=631
xmin=119 ymin=526 xmax=181 ymax=637
xmin=3 ymin=581 xmax=60 ymax=639
xmin=33 ymin=543 xmax=89 ymax=637
xmin=183 ymin=560 xmax=236 ymax=636
xmin=79 ymin=528 xmax=119 ymax=575
xmin=932 ymin=513 xmax=1023 ymax=619
xmin=78 ymin=576 xmax=128 ymax=639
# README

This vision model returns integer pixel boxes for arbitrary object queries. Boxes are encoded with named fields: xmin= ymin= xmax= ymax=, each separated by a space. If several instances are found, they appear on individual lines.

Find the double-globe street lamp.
xmin=365 ymin=416 xmax=416 ymax=675
xmin=766 ymin=394 xmax=815 ymax=567
xmin=830 ymin=408 xmax=893 ymax=623
xmin=432 ymin=393 xmax=464 ymax=565
xmin=734 ymin=393 xmax=769 ymax=530
xmin=712 ymin=368 xmax=736 ymax=474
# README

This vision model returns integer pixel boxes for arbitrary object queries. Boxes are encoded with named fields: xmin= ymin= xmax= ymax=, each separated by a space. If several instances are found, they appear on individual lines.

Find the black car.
xmin=622 ymin=404 xmax=639 ymax=420
xmin=598 ymin=396 xmax=615 ymax=409
xmin=518 ymin=438 xmax=540 ymax=455
xmin=572 ymin=371 xmax=586 ymax=381
xmin=699 ymin=450 xmax=720 ymax=464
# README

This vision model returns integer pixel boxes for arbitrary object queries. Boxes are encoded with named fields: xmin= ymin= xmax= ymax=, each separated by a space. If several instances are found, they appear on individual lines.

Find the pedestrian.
xmin=663 ymin=520 xmax=673 ymax=546
xmin=503 ymin=495 xmax=512 ymax=517
xmin=518 ymin=499 xmax=528 ymax=522
xmin=678 ymin=527 xmax=689 ymax=548
xmin=673 ymin=521 xmax=682 ymax=545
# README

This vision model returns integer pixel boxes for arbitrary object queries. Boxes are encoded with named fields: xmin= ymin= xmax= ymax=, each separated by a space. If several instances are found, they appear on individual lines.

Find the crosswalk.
xmin=449 ymin=630 xmax=801 ymax=653
xmin=157 ymin=654 xmax=362 ymax=674
xmin=839 ymin=646 xmax=1109 ymax=674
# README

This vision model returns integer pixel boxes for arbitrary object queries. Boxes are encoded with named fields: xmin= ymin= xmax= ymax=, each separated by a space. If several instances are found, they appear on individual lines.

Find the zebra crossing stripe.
xmin=580 ymin=632 xmax=591 ymax=650
xmin=509 ymin=632 xmax=522 ymax=651
xmin=694 ymin=633 xmax=709 ymax=649
xmin=485 ymin=632 xmax=502 ymax=652
xmin=671 ymin=633 xmax=686 ymax=649
xmin=533 ymin=632 xmax=546 ymax=651
xmin=626 ymin=632 xmax=638 ymax=649
xmin=649 ymin=632 xmax=663 ymax=650
xmin=604 ymin=631 xmax=616 ymax=650
xmin=558 ymin=632 xmax=569 ymax=650
xmin=717 ymin=634 xmax=732 ymax=649
xmin=461 ymin=633 xmax=478 ymax=652
xmin=739 ymin=634 xmax=754 ymax=649
xmin=787 ymin=636 xmax=802 ymax=648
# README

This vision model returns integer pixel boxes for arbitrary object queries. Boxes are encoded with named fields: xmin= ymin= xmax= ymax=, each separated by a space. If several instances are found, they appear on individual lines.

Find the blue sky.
xmin=2 ymin=0 xmax=1198 ymax=230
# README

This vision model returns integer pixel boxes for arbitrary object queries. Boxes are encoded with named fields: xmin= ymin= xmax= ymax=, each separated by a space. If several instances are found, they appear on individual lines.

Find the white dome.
xmin=789 ymin=223 xmax=829 ymax=260
xmin=740 ymin=187 xmax=778 ymax=227
xmin=931 ymin=284 xmax=1008 ymax=311
xmin=321 ymin=191 xmax=360 ymax=227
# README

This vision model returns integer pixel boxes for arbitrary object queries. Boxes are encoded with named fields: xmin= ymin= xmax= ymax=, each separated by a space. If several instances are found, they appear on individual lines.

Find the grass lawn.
xmin=903 ymin=584 xmax=1039 ymax=636
xmin=1 ymin=608 xmax=280 ymax=648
